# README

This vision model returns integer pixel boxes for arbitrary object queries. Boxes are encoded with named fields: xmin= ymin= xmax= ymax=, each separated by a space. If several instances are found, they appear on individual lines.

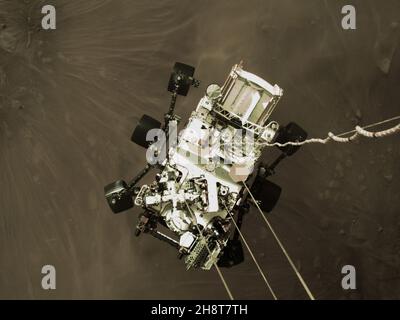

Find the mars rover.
xmin=104 ymin=62 xmax=307 ymax=270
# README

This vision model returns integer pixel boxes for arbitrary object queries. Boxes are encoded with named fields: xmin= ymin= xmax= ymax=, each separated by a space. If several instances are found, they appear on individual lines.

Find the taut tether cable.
xmin=243 ymin=182 xmax=316 ymax=300
xmin=223 ymin=203 xmax=278 ymax=300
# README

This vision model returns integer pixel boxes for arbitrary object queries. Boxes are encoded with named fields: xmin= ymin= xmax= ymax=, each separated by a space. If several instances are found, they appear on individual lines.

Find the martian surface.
xmin=0 ymin=0 xmax=399 ymax=299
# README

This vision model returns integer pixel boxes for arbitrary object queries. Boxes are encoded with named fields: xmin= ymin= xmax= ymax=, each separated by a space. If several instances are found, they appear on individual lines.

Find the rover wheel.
xmin=104 ymin=180 xmax=134 ymax=214
xmin=275 ymin=122 xmax=308 ymax=156
xmin=251 ymin=178 xmax=282 ymax=213
xmin=131 ymin=114 xmax=161 ymax=148
xmin=167 ymin=62 xmax=195 ymax=96
xmin=217 ymin=239 xmax=244 ymax=268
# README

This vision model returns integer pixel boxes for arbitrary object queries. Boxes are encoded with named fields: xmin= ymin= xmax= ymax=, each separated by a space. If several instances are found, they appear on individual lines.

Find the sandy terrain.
xmin=0 ymin=0 xmax=399 ymax=299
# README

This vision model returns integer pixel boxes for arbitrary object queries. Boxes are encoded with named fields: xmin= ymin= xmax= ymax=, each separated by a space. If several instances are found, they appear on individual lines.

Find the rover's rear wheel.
xmin=251 ymin=178 xmax=282 ymax=213
xmin=217 ymin=239 xmax=244 ymax=268
xmin=104 ymin=180 xmax=134 ymax=214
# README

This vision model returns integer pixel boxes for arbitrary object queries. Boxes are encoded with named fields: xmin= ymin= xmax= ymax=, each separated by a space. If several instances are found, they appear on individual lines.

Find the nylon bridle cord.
xmin=223 ymin=203 xmax=278 ymax=300
xmin=243 ymin=182 xmax=316 ymax=300
xmin=263 ymin=116 xmax=400 ymax=148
